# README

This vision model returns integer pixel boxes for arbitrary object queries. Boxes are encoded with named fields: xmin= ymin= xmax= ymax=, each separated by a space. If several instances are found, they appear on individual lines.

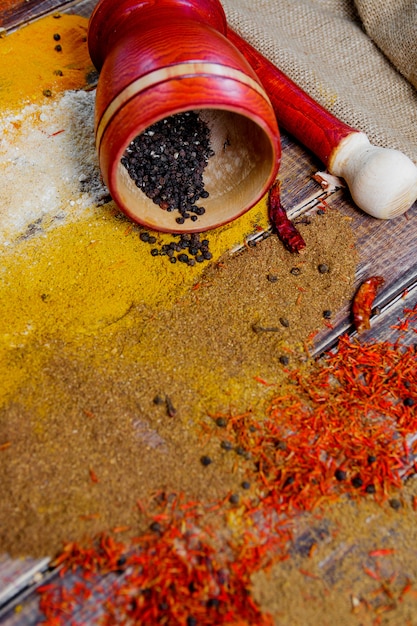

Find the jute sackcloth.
xmin=221 ymin=0 xmax=417 ymax=164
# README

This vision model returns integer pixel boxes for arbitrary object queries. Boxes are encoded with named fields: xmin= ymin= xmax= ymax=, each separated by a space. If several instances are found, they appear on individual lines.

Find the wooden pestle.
xmin=228 ymin=28 xmax=417 ymax=219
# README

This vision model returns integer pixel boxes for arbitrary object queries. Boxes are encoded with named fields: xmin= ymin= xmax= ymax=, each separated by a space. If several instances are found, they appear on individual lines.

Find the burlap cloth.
xmin=222 ymin=0 xmax=417 ymax=163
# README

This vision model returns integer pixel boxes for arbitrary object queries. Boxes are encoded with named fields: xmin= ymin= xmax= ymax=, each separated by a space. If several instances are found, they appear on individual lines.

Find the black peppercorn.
xmin=389 ymin=498 xmax=401 ymax=510
xmin=335 ymin=469 xmax=347 ymax=481
xmin=121 ymin=111 xmax=213 ymax=223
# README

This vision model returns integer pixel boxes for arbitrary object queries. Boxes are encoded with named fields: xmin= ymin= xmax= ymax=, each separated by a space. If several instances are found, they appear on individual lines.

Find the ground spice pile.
xmin=1 ymin=57 xmax=360 ymax=559
xmin=33 ymin=317 xmax=417 ymax=625
xmin=0 ymin=14 xmax=95 ymax=110
xmin=251 ymin=478 xmax=417 ymax=626
xmin=0 ymin=206 xmax=358 ymax=558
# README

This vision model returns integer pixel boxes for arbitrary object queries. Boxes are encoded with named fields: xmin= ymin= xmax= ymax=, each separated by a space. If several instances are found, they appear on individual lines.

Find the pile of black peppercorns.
xmin=140 ymin=231 xmax=212 ymax=266
xmin=121 ymin=111 xmax=214 ymax=224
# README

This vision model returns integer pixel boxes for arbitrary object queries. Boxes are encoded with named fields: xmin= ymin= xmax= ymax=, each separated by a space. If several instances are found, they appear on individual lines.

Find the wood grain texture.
xmin=88 ymin=0 xmax=227 ymax=69
xmin=0 ymin=0 xmax=76 ymax=29
xmin=311 ymin=190 xmax=417 ymax=353
xmin=0 ymin=0 xmax=415 ymax=616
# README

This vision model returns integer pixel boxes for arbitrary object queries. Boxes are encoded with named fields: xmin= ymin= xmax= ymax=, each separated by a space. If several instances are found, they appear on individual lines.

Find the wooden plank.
xmin=0 ymin=0 xmax=97 ymax=31
xmin=63 ymin=0 xmax=97 ymax=19
xmin=0 ymin=557 xmax=51 ymax=623
xmin=313 ymin=276 xmax=417 ymax=354
xmin=0 ymin=0 xmax=75 ymax=29
xmin=311 ymin=190 xmax=417 ymax=354
xmin=0 ymin=556 xmax=49 ymax=607
xmin=0 ymin=1 xmax=415 ymax=618
xmin=361 ymin=279 xmax=417 ymax=344
xmin=0 ymin=0 xmax=96 ymax=30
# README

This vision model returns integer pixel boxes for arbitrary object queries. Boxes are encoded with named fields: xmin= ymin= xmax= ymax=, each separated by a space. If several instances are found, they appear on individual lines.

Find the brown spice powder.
xmin=0 ymin=209 xmax=357 ymax=557
xmin=251 ymin=479 xmax=417 ymax=626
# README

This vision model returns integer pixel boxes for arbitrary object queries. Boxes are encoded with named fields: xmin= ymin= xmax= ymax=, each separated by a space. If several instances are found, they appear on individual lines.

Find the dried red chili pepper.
xmin=89 ymin=468 xmax=99 ymax=483
xmin=268 ymin=181 xmax=306 ymax=253
xmin=352 ymin=276 xmax=384 ymax=333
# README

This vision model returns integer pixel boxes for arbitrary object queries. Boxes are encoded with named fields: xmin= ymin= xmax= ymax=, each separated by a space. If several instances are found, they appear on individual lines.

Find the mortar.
xmin=88 ymin=0 xmax=280 ymax=233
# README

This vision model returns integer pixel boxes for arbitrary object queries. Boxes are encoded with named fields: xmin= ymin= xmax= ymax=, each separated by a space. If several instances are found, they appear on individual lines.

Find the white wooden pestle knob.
xmin=228 ymin=28 xmax=417 ymax=219
xmin=329 ymin=132 xmax=417 ymax=218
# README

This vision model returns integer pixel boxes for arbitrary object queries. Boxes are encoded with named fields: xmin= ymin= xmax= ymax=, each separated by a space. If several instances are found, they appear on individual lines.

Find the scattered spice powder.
xmin=4 ymin=13 xmax=417 ymax=625
xmin=0 ymin=14 xmax=95 ymax=111
xmin=0 ymin=206 xmax=357 ymax=557
xmin=252 ymin=474 xmax=417 ymax=626
xmin=33 ymin=317 xmax=417 ymax=624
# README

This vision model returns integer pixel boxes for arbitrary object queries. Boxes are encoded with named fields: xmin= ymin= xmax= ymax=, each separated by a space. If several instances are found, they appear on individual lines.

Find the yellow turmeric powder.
xmin=0 ymin=14 xmax=94 ymax=111
xmin=0 ymin=197 xmax=268 ymax=404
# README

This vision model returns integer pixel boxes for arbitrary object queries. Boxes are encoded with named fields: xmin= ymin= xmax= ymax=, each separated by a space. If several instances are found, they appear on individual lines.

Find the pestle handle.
xmin=228 ymin=28 xmax=417 ymax=219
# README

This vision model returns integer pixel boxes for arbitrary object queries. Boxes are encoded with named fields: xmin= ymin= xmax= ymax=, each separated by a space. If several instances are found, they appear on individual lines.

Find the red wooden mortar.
xmin=88 ymin=0 xmax=281 ymax=233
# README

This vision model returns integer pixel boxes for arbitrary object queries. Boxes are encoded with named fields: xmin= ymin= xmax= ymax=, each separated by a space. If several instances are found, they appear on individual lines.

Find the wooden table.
xmin=1 ymin=1 xmax=416 ymax=623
